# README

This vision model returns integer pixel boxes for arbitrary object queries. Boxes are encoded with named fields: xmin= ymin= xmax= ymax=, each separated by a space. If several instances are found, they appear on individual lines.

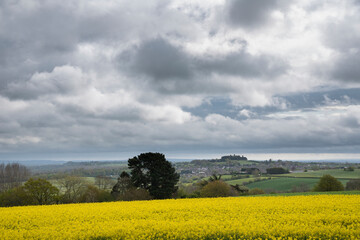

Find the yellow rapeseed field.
xmin=0 ymin=195 xmax=359 ymax=239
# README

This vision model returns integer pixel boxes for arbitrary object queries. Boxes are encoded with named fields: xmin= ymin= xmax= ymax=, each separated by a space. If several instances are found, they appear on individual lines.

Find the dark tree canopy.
xmin=266 ymin=167 xmax=289 ymax=174
xmin=128 ymin=152 xmax=179 ymax=199
xmin=313 ymin=174 xmax=344 ymax=192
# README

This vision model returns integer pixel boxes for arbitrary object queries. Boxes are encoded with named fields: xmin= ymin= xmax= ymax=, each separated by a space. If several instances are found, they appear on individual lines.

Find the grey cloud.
xmin=198 ymin=51 xmax=288 ymax=78
xmin=0 ymin=2 xmax=78 ymax=55
xmin=340 ymin=116 xmax=360 ymax=129
xmin=3 ymin=65 xmax=87 ymax=100
xmin=56 ymin=102 xmax=144 ymax=123
xmin=0 ymin=2 xmax=79 ymax=99
xmin=123 ymin=37 xmax=287 ymax=94
xmin=132 ymin=38 xmax=192 ymax=81
xmin=0 ymin=1 xmax=163 ymax=94
xmin=77 ymin=9 xmax=132 ymax=43
xmin=77 ymin=1 xmax=190 ymax=44
xmin=225 ymin=0 xmax=281 ymax=29
xmin=321 ymin=10 xmax=360 ymax=82
xmin=323 ymin=24 xmax=360 ymax=51
xmin=331 ymin=52 xmax=360 ymax=82
xmin=0 ymin=39 xmax=16 ymax=66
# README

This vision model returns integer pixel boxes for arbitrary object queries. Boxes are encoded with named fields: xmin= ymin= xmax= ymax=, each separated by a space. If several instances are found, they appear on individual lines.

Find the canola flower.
xmin=0 ymin=195 xmax=359 ymax=239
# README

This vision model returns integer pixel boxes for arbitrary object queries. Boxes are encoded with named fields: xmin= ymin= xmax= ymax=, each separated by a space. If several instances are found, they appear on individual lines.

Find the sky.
xmin=0 ymin=0 xmax=360 ymax=161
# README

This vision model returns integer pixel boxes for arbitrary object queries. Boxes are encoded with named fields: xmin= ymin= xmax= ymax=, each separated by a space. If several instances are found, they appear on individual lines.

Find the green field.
xmin=246 ymin=177 xmax=349 ymax=192
xmin=249 ymin=190 xmax=360 ymax=197
xmin=219 ymin=175 xmax=234 ymax=180
xmin=187 ymin=169 xmax=358 ymax=192
xmin=226 ymin=177 xmax=271 ymax=185
xmin=277 ymin=169 xmax=360 ymax=179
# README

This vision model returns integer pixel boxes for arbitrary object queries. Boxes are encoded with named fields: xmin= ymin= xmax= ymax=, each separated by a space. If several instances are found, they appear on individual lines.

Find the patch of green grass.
xmin=278 ymin=169 xmax=360 ymax=179
xmin=246 ymin=177 xmax=349 ymax=192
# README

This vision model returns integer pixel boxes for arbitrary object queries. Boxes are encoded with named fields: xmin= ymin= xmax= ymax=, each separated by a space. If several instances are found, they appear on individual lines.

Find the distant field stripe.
xmin=226 ymin=177 xmax=271 ymax=185
xmin=246 ymin=177 xmax=349 ymax=191
xmin=273 ymin=175 xmax=357 ymax=180
xmin=276 ymin=169 xmax=360 ymax=179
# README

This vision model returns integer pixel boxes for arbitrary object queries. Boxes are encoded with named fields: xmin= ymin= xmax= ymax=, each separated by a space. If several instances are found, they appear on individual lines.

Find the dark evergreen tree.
xmin=128 ymin=152 xmax=179 ymax=199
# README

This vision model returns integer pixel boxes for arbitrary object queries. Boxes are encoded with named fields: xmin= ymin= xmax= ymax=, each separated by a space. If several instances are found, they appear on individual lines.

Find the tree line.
xmin=1 ymin=153 xmax=360 ymax=207
xmin=0 ymin=153 xmax=180 ymax=207
xmin=0 ymin=163 xmax=30 ymax=192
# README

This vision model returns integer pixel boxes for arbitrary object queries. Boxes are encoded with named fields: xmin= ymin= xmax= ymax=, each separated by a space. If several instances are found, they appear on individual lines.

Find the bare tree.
xmin=95 ymin=176 xmax=115 ymax=190
xmin=57 ymin=176 xmax=87 ymax=203
xmin=0 ymin=163 xmax=30 ymax=192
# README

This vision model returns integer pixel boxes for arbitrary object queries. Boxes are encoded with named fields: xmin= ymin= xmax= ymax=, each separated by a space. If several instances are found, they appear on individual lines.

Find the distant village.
xmin=175 ymin=154 xmax=357 ymax=183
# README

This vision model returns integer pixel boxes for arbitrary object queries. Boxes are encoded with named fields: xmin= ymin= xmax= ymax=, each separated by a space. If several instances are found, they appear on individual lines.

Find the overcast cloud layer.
xmin=1 ymin=0 xmax=360 ymax=160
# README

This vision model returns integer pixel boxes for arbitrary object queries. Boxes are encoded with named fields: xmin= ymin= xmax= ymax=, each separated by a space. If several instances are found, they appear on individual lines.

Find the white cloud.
xmin=238 ymin=109 xmax=256 ymax=118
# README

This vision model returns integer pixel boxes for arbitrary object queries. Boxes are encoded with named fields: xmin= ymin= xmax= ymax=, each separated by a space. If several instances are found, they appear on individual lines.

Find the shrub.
xmin=0 ymin=187 xmax=31 ymax=207
xmin=345 ymin=179 xmax=360 ymax=190
xmin=266 ymin=168 xmax=289 ymax=174
xmin=291 ymin=183 xmax=310 ymax=193
xmin=249 ymin=188 xmax=265 ymax=195
xmin=264 ymin=189 xmax=279 ymax=194
xmin=120 ymin=188 xmax=152 ymax=201
xmin=80 ymin=185 xmax=113 ymax=203
xmin=200 ymin=180 xmax=231 ymax=197
xmin=313 ymin=175 xmax=344 ymax=192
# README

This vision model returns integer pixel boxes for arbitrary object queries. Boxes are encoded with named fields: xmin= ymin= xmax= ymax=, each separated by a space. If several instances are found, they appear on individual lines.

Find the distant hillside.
xmin=0 ymin=160 xmax=67 ymax=166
